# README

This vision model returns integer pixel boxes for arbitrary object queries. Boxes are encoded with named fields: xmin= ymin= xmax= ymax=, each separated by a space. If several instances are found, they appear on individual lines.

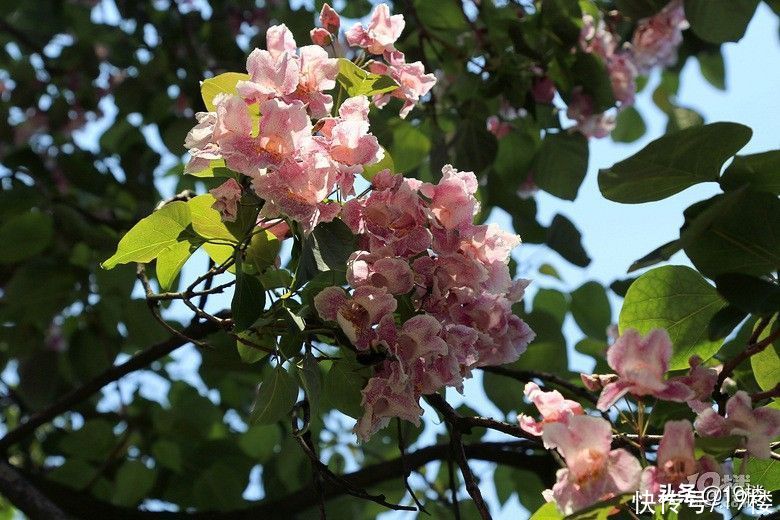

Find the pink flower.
xmin=486 ymin=115 xmax=512 ymax=139
xmin=391 ymin=314 xmax=448 ymax=363
xmin=419 ymin=164 xmax=479 ymax=231
xmin=291 ymin=45 xmax=339 ymax=118
xmin=209 ymin=178 xmax=242 ymax=222
xmin=518 ymin=382 xmax=585 ymax=436
xmin=356 ymin=361 xmax=422 ymax=441
xmin=310 ymin=27 xmax=332 ymax=47
xmin=640 ymin=420 xmax=717 ymax=497
xmin=184 ymin=110 xmax=221 ymax=173
xmin=542 ymin=415 xmax=642 ymax=515
xmin=607 ymin=52 xmax=637 ymax=106
xmin=347 ymin=251 xmax=415 ymax=295
xmin=632 ymin=0 xmax=689 ymax=74
xmin=238 ymin=26 xmax=300 ymax=103
xmin=256 ymin=98 xmax=313 ymax=160
xmin=319 ymin=3 xmax=340 ymax=34
xmin=580 ymin=14 xmax=617 ymax=59
xmin=322 ymin=96 xmax=382 ymax=166
xmin=369 ymin=51 xmax=436 ymax=118
xmin=313 ymin=285 xmax=397 ymax=349
xmin=580 ymin=373 xmax=619 ymax=392
xmin=566 ymin=89 xmax=616 ymax=139
xmin=596 ymin=329 xmax=695 ymax=411
xmin=694 ymin=391 xmax=780 ymax=459
xmin=678 ymin=355 xmax=719 ymax=413
xmin=531 ymin=76 xmax=556 ymax=104
xmin=345 ymin=4 xmax=405 ymax=55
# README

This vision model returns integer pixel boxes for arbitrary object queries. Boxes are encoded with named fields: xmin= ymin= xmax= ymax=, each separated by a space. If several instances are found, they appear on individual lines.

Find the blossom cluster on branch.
xmin=518 ymin=328 xmax=780 ymax=516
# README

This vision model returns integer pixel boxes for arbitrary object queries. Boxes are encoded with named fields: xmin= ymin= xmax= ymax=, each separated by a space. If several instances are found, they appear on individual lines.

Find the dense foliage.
xmin=1 ymin=1 xmax=779 ymax=519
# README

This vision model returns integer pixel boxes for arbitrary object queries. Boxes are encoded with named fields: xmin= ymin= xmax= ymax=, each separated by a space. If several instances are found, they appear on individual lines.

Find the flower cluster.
xmin=184 ymin=4 xmax=435 ymax=232
xmin=520 ymin=328 xmax=780 ymax=515
xmin=315 ymin=167 xmax=535 ymax=440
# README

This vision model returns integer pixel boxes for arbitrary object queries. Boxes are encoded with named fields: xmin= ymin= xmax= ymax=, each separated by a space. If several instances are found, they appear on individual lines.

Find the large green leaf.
xmin=570 ymin=281 xmax=611 ymax=340
xmin=251 ymin=366 xmax=299 ymax=425
xmin=529 ymin=502 xmax=563 ymax=520
xmin=751 ymin=318 xmax=779 ymax=392
xmin=295 ymin=219 xmax=355 ymax=289
xmin=719 ymin=150 xmax=780 ymax=194
xmin=611 ymin=106 xmax=647 ymax=143
xmin=0 ymin=210 xmax=53 ymax=264
xmin=681 ymin=189 xmax=780 ymax=278
xmin=391 ymin=121 xmax=430 ymax=172
xmin=619 ymin=265 xmax=726 ymax=370
xmin=245 ymin=229 xmax=281 ymax=273
xmin=533 ymin=132 xmax=589 ymax=201
xmin=200 ymin=72 xmax=250 ymax=110
xmin=745 ymin=458 xmax=780 ymax=491
xmin=598 ymin=123 xmax=752 ymax=203
xmin=188 ymin=194 xmax=239 ymax=243
xmin=231 ymin=267 xmax=266 ymax=332
xmin=335 ymin=58 xmax=398 ymax=97
xmin=156 ymin=240 xmax=193 ymax=291
xmin=546 ymin=214 xmax=591 ymax=267
xmin=112 ymin=460 xmax=156 ymax=507
xmin=685 ymin=0 xmax=759 ymax=43
xmin=102 ymin=201 xmax=191 ymax=269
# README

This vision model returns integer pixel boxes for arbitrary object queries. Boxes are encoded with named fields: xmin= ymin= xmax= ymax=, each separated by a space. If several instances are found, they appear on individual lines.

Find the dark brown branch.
xmin=18 ymin=440 xmax=554 ymax=519
xmin=0 ymin=460 xmax=69 ymax=520
xmin=750 ymin=383 xmax=780 ymax=403
xmin=0 ymin=312 xmax=226 ymax=454
xmin=450 ymin=427 xmax=491 ymax=519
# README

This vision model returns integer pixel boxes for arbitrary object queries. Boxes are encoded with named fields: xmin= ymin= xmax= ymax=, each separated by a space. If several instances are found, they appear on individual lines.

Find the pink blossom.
xmin=369 ymin=51 xmax=436 ymax=118
xmin=419 ymin=164 xmax=479 ymax=230
xmin=319 ymin=3 xmax=340 ymax=34
xmin=209 ymin=178 xmax=242 ymax=222
xmin=632 ymin=0 xmax=689 ymax=74
xmin=356 ymin=361 xmax=422 ymax=441
xmin=640 ymin=420 xmax=717 ymax=497
xmin=310 ymin=28 xmax=332 ymax=47
xmin=531 ymin=76 xmax=556 ymax=104
xmin=290 ymin=45 xmax=339 ymax=118
xmin=607 ymin=52 xmax=638 ymax=106
xmin=694 ymin=391 xmax=780 ymax=459
xmin=678 ymin=355 xmax=719 ymax=413
xmin=256 ymin=98 xmax=313 ymax=161
xmin=313 ymin=285 xmax=397 ymax=349
xmin=566 ymin=89 xmax=616 ymax=139
xmin=580 ymin=14 xmax=617 ymax=59
xmin=580 ymin=373 xmax=619 ymax=392
xmin=518 ymin=382 xmax=585 ymax=436
xmin=322 ymin=96 xmax=382 ymax=166
xmin=184 ymin=110 xmax=221 ymax=173
xmin=542 ymin=415 xmax=642 ymax=515
xmin=345 ymin=4 xmax=405 ymax=55
xmin=596 ymin=329 xmax=695 ymax=411
xmin=486 ymin=115 xmax=512 ymax=139
xmin=238 ymin=28 xmax=300 ymax=103
xmin=392 ymin=314 xmax=448 ymax=363
xmin=347 ymin=251 xmax=415 ymax=295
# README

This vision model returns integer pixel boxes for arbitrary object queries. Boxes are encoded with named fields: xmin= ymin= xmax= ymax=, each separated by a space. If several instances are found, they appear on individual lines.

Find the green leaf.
xmin=513 ymin=311 xmax=568 ymax=373
xmin=533 ymin=289 xmax=569 ymax=325
xmin=530 ymin=502 xmax=563 ymax=520
xmin=598 ymin=123 xmax=752 ymax=203
xmin=546 ymin=214 xmax=591 ymax=267
xmin=697 ymin=51 xmax=726 ymax=90
xmin=238 ymin=425 xmax=280 ymax=462
xmin=188 ymin=194 xmax=239 ymax=243
xmin=707 ymin=305 xmax=748 ymax=341
xmin=251 ymin=366 xmax=298 ymax=425
xmin=245 ymin=229 xmax=281 ymax=273
xmin=192 ymin=462 xmax=248 ymax=511
xmin=681 ymin=189 xmax=780 ymax=278
xmin=493 ymin=129 xmax=538 ymax=183
xmin=572 ymin=52 xmax=615 ymax=112
xmin=362 ymin=146 xmax=394 ymax=180
xmin=0 ymin=210 xmax=53 ymax=264
xmin=391 ymin=121 xmax=431 ymax=172
xmin=335 ymin=58 xmax=398 ymax=97
xmin=533 ymin=132 xmax=589 ymax=201
xmin=628 ymin=239 xmax=682 ymax=273
xmin=151 ymin=439 xmax=182 ymax=473
xmin=619 ymin=265 xmax=726 ymax=370
xmin=695 ymin=435 xmax=743 ymax=459
xmin=59 ymin=420 xmax=116 ymax=462
xmin=112 ymin=460 xmax=156 ymax=507
xmin=751 ymin=318 xmax=779 ymax=392
xmin=102 ymin=201 xmax=191 ymax=269
xmin=685 ymin=0 xmax=759 ymax=43
xmin=231 ymin=268 xmax=266 ymax=332
xmin=235 ymin=330 xmax=272 ymax=363
xmin=201 ymin=72 xmax=250 ymax=110
xmin=570 ymin=282 xmax=611 ymax=340
xmin=298 ymin=350 xmax=322 ymax=415
xmin=611 ymin=106 xmax=647 ymax=143
xmin=614 ymin=0 xmax=668 ymax=19
xmin=453 ymin=118 xmax=498 ymax=173
xmin=715 ymin=274 xmax=780 ymax=317
xmin=324 ymin=359 xmax=367 ymax=419
xmin=745 ymin=458 xmax=780 ymax=491
xmin=720 ymin=150 xmax=780 ymax=195
xmin=296 ymin=220 xmax=355 ymax=289
xmin=156 ymin=240 xmax=193 ymax=291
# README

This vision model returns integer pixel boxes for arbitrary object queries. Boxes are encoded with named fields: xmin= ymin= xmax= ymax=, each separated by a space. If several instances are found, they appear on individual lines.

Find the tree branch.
xmin=14 ymin=440 xmax=554 ymax=519
xmin=0 ymin=312 xmax=226 ymax=454
xmin=481 ymin=366 xmax=598 ymax=405
xmin=0 ymin=460 xmax=69 ymax=520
